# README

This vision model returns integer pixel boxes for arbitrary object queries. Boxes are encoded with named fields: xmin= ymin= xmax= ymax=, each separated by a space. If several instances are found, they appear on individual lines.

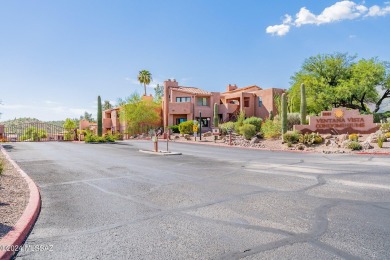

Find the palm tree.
xmin=137 ymin=70 xmax=153 ymax=96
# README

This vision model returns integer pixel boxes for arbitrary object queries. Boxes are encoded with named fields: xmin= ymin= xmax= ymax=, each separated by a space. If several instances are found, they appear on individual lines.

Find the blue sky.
xmin=1 ymin=0 xmax=390 ymax=121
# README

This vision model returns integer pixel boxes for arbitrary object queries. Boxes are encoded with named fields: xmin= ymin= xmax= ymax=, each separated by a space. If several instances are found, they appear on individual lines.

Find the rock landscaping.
xmin=0 ymin=152 xmax=29 ymax=240
xmin=169 ymin=130 xmax=390 ymax=154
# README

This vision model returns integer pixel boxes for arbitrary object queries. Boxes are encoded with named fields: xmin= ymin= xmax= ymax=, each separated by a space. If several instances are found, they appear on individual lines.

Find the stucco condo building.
xmin=162 ymin=79 xmax=284 ymax=129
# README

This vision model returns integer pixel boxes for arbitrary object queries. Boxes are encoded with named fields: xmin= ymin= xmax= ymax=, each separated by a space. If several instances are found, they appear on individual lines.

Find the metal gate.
xmin=0 ymin=122 xmax=70 ymax=142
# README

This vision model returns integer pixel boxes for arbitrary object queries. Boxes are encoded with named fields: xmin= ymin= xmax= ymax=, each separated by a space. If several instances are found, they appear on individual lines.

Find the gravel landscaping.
xmin=0 ymin=152 xmax=29 ymax=239
xmin=170 ymin=132 xmax=390 ymax=154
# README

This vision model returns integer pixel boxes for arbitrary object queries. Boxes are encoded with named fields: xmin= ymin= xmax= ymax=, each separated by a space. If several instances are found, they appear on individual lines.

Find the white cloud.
xmin=295 ymin=7 xmax=319 ymax=27
xmin=266 ymin=1 xmax=390 ymax=36
xmin=265 ymin=14 xmax=292 ymax=36
xmin=366 ymin=4 xmax=390 ymax=16
xmin=266 ymin=24 xmax=290 ymax=36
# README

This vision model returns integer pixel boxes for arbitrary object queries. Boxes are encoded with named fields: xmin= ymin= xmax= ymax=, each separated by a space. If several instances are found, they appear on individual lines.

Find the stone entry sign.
xmin=294 ymin=107 xmax=379 ymax=134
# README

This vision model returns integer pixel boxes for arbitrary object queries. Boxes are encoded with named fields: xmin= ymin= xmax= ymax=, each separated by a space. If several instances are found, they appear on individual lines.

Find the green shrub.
xmin=381 ymin=122 xmax=390 ymax=133
xmin=347 ymin=141 xmax=362 ymax=150
xmin=104 ymin=133 xmax=115 ymax=142
xmin=85 ymin=133 xmax=106 ymax=143
xmin=243 ymin=117 xmax=262 ymax=132
xmin=114 ymin=132 xmax=123 ymax=140
xmin=374 ymin=112 xmax=390 ymax=123
xmin=169 ymin=125 xmax=180 ymax=133
xmin=299 ymin=132 xmax=323 ymax=145
xmin=0 ymin=160 xmax=4 ymax=175
xmin=287 ymin=113 xmax=301 ymax=130
xmin=262 ymin=119 xmax=282 ymax=139
xmin=234 ymin=111 xmax=246 ymax=134
xmin=348 ymin=133 xmax=359 ymax=141
xmin=283 ymin=131 xmax=301 ymax=144
xmin=219 ymin=122 xmax=235 ymax=135
xmin=378 ymin=135 xmax=386 ymax=148
xmin=240 ymin=124 xmax=256 ymax=140
xmin=178 ymin=120 xmax=194 ymax=134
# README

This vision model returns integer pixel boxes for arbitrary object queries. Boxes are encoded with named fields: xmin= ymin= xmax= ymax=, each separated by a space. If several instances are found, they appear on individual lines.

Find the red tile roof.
xmin=222 ymin=85 xmax=261 ymax=94
xmin=176 ymin=87 xmax=212 ymax=95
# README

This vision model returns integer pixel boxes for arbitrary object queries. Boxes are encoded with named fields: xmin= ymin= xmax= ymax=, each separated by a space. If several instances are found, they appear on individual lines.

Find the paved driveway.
xmin=4 ymin=141 xmax=390 ymax=259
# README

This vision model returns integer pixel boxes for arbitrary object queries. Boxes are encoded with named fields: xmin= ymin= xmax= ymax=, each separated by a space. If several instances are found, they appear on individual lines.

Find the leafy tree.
xmin=63 ymin=118 xmax=77 ymax=141
xmin=103 ymin=100 xmax=113 ymax=110
xmin=21 ymin=127 xmax=47 ymax=141
xmin=80 ymin=111 xmax=94 ymax=122
xmin=63 ymin=118 xmax=76 ymax=129
xmin=137 ymin=70 xmax=153 ymax=96
xmin=154 ymin=84 xmax=164 ymax=102
xmin=120 ymin=92 xmax=161 ymax=135
xmin=289 ymin=53 xmax=389 ymax=114
xmin=375 ymin=64 xmax=390 ymax=113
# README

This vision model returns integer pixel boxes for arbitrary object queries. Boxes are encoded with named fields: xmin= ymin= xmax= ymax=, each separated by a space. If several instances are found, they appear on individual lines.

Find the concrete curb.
xmin=0 ymin=145 xmax=41 ymax=260
xmin=139 ymin=150 xmax=182 ymax=156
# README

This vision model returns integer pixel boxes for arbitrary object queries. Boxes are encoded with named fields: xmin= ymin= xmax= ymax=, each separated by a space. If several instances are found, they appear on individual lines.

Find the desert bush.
xmin=178 ymin=120 xmax=194 ymax=135
xmin=385 ymin=132 xmax=390 ymax=139
xmin=283 ymin=131 xmax=301 ymax=144
xmin=287 ymin=113 xmax=301 ymax=130
xmin=104 ymin=133 xmax=116 ymax=142
xmin=169 ymin=125 xmax=180 ymax=133
xmin=240 ymin=124 xmax=256 ymax=140
xmin=378 ymin=135 xmax=386 ymax=148
xmin=114 ymin=132 xmax=123 ymax=140
xmin=299 ymin=132 xmax=323 ymax=145
xmin=219 ymin=122 xmax=235 ymax=135
xmin=348 ymin=133 xmax=359 ymax=141
xmin=347 ymin=141 xmax=362 ymax=150
xmin=243 ymin=117 xmax=262 ymax=132
xmin=85 ymin=133 xmax=105 ymax=143
xmin=234 ymin=111 xmax=246 ymax=134
xmin=262 ymin=119 xmax=281 ymax=139
xmin=0 ymin=160 xmax=4 ymax=175
xmin=381 ymin=122 xmax=390 ymax=133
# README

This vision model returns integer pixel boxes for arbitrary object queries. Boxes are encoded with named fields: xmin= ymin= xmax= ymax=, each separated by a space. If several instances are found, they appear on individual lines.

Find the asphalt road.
xmin=4 ymin=141 xmax=390 ymax=259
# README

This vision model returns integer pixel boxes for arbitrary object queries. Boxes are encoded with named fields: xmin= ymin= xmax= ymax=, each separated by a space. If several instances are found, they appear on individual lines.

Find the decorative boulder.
xmin=250 ymin=137 xmax=260 ymax=145
xmin=337 ymin=134 xmax=348 ymax=143
xmin=366 ymin=133 xmax=378 ymax=143
xmin=203 ymin=131 xmax=212 ymax=137
xmin=361 ymin=141 xmax=373 ymax=150
xmin=322 ymin=134 xmax=332 ymax=139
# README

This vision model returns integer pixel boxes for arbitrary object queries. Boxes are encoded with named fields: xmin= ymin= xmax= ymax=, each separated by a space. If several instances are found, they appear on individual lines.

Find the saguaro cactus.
xmin=213 ymin=103 xmax=219 ymax=127
xmin=97 ymin=95 xmax=102 ymax=136
xmin=300 ymin=83 xmax=307 ymax=125
xmin=281 ymin=93 xmax=287 ymax=135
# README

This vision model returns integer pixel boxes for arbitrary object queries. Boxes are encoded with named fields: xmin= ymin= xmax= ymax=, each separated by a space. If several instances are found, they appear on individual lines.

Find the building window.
xmin=258 ymin=96 xmax=263 ymax=107
xmin=176 ymin=97 xmax=191 ymax=102
xmin=196 ymin=117 xmax=210 ymax=127
xmin=176 ymin=118 xmax=187 ymax=125
xmin=197 ymin=97 xmax=209 ymax=106
xmin=244 ymin=97 xmax=250 ymax=107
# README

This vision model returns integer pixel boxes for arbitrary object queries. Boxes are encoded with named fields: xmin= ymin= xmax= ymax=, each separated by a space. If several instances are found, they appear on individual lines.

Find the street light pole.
xmin=199 ymin=111 xmax=202 ymax=141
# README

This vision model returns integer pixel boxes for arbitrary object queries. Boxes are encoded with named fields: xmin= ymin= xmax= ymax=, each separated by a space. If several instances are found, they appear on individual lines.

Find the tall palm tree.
xmin=137 ymin=70 xmax=153 ymax=96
